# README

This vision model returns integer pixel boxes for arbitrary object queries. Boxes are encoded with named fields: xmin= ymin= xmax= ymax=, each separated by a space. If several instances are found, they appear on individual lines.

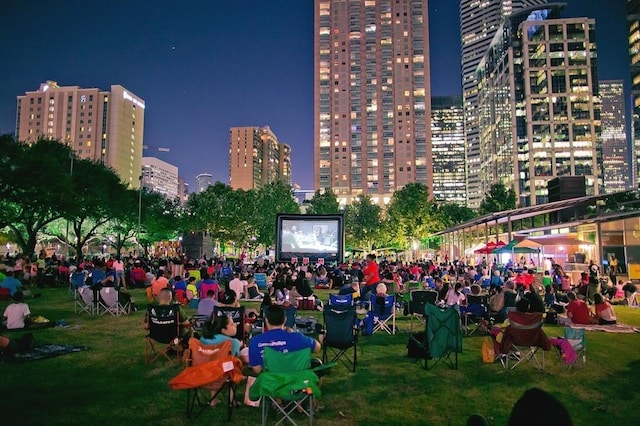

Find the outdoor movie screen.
xmin=275 ymin=213 xmax=344 ymax=263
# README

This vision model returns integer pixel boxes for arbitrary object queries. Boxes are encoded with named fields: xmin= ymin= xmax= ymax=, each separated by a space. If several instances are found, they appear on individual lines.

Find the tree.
xmin=478 ymin=182 xmax=516 ymax=215
xmin=63 ymin=157 xmax=130 ymax=257
xmin=436 ymin=203 xmax=477 ymax=229
xmin=102 ymin=188 xmax=141 ymax=255
xmin=386 ymin=183 xmax=439 ymax=249
xmin=254 ymin=180 xmax=299 ymax=248
xmin=306 ymin=190 xmax=340 ymax=214
xmin=0 ymin=136 xmax=75 ymax=256
xmin=184 ymin=182 xmax=259 ymax=254
xmin=344 ymin=195 xmax=384 ymax=253
xmin=138 ymin=190 xmax=183 ymax=255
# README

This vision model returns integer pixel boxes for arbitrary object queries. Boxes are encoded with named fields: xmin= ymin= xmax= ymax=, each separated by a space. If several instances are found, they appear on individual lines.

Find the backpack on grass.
xmin=407 ymin=331 xmax=429 ymax=359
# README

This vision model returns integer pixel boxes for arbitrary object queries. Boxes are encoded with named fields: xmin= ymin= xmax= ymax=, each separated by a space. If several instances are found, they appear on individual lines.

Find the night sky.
xmin=0 ymin=0 xmax=630 ymax=191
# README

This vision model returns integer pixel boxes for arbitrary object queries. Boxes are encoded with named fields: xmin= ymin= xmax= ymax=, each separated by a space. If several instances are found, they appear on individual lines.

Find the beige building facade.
xmin=229 ymin=126 xmax=291 ymax=190
xmin=314 ymin=0 xmax=432 ymax=206
xmin=16 ymin=81 xmax=145 ymax=188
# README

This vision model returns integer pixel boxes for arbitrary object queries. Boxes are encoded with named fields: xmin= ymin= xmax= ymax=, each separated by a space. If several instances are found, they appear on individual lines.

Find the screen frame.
xmin=275 ymin=213 xmax=345 ymax=264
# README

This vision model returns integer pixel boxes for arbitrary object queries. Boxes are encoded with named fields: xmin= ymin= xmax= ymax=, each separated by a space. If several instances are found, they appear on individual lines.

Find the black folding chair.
xmin=407 ymin=290 xmax=438 ymax=331
xmin=145 ymin=304 xmax=182 ymax=363
xmin=322 ymin=304 xmax=358 ymax=372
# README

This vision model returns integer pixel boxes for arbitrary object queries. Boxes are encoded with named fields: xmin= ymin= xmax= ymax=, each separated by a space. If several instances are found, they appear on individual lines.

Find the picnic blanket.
xmin=569 ymin=323 xmax=640 ymax=333
xmin=13 ymin=344 xmax=90 ymax=362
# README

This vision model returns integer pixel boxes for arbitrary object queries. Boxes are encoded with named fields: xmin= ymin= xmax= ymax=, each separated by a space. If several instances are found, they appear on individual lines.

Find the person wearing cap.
xmin=3 ymin=291 xmax=31 ymax=330
xmin=0 ymin=268 xmax=22 ymax=297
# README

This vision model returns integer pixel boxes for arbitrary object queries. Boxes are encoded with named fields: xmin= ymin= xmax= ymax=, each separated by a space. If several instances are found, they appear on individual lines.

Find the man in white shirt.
xmin=3 ymin=291 xmax=31 ymax=330
xmin=228 ymin=271 xmax=247 ymax=300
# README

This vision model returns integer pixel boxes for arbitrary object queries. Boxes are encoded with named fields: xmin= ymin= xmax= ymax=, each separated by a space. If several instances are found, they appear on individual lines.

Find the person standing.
xmin=608 ymin=255 xmax=618 ymax=285
xmin=113 ymin=257 xmax=126 ymax=290
xmin=361 ymin=253 xmax=381 ymax=306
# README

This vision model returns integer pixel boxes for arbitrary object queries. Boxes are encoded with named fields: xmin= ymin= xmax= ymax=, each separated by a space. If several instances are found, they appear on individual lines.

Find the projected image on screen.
xmin=276 ymin=214 xmax=344 ymax=263
xmin=281 ymin=219 xmax=338 ymax=252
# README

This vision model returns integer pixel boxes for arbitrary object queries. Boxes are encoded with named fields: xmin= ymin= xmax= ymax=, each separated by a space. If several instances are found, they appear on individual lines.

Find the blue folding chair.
xmin=366 ymin=294 xmax=396 ymax=335
xmin=328 ymin=293 xmax=353 ymax=307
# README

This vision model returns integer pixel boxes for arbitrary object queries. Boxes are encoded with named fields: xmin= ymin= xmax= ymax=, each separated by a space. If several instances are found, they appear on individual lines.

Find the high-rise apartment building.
xmin=600 ymin=80 xmax=629 ymax=193
xmin=16 ymin=81 xmax=145 ymax=188
xmin=195 ymin=173 xmax=213 ymax=193
xmin=229 ymin=126 xmax=291 ymax=190
xmin=141 ymin=157 xmax=179 ymax=200
xmin=460 ymin=0 xmax=549 ymax=208
xmin=629 ymin=0 xmax=640 ymax=188
xmin=177 ymin=176 xmax=189 ymax=205
xmin=477 ymin=6 xmax=601 ymax=206
xmin=314 ymin=0 xmax=431 ymax=206
xmin=431 ymin=96 xmax=466 ymax=205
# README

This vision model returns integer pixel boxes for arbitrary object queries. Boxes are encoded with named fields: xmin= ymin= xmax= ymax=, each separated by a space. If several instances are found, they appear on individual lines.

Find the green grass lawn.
xmin=2 ymin=287 xmax=640 ymax=425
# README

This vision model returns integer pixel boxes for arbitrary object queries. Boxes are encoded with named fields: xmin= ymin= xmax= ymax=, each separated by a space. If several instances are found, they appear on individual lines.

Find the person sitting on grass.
xmin=186 ymin=276 xmax=199 ymax=305
xmin=3 ymin=291 xmax=31 ymax=330
xmin=197 ymin=289 xmax=217 ymax=318
xmin=593 ymin=293 xmax=617 ymax=325
xmin=248 ymin=304 xmax=320 ymax=374
xmin=622 ymin=281 xmax=638 ymax=306
xmin=562 ymin=291 xmax=594 ymax=325
xmin=0 ymin=332 xmax=33 ymax=360
xmin=244 ymin=275 xmax=262 ymax=300
xmin=522 ymin=285 xmax=545 ymax=314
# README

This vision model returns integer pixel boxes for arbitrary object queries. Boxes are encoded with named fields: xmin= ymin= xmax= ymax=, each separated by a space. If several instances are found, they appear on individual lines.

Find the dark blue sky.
xmin=0 ymin=0 xmax=629 ymax=190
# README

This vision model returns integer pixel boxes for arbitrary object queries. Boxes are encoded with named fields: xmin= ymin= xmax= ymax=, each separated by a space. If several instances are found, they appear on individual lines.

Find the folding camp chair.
xmin=190 ymin=314 xmax=210 ymax=334
xmin=145 ymin=304 xmax=182 ymax=363
xmin=169 ymin=338 xmax=243 ymax=421
xmin=322 ymin=304 xmax=358 ymax=372
xmin=328 ymin=293 xmax=354 ymax=307
xmin=98 ymin=287 xmax=129 ymax=316
xmin=405 ymin=281 xmax=421 ymax=292
xmin=461 ymin=294 xmax=488 ymax=337
xmin=423 ymin=304 xmax=462 ymax=370
xmin=284 ymin=304 xmax=297 ymax=330
xmin=552 ymin=327 xmax=586 ymax=369
xmin=69 ymin=270 xmax=86 ymax=298
xmin=498 ymin=311 xmax=550 ymax=371
xmin=212 ymin=306 xmax=247 ymax=344
xmin=367 ymin=294 xmax=396 ymax=335
xmin=250 ymin=347 xmax=328 ymax=426
xmin=407 ymin=290 xmax=437 ymax=331
xmin=75 ymin=286 xmax=96 ymax=315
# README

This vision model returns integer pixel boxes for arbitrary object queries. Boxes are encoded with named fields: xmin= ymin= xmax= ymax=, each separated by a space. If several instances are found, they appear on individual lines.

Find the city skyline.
xmin=0 ymin=0 xmax=630 ymax=193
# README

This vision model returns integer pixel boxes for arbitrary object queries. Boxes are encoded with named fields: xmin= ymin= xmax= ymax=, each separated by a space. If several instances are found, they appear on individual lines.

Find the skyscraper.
xmin=195 ymin=173 xmax=213 ymax=193
xmin=229 ymin=126 xmax=291 ymax=190
xmin=16 ymin=81 xmax=145 ymax=188
xmin=629 ymin=0 xmax=640 ymax=188
xmin=431 ymin=96 xmax=466 ymax=205
xmin=477 ymin=5 xmax=601 ymax=206
xmin=141 ymin=157 xmax=179 ymax=200
xmin=177 ymin=176 xmax=189 ymax=205
xmin=460 ymin=0 xmax=549 ymax=208
xmin=314 ymin=0 xmax=431 ymax=206
xmin=599 ymin=80 xmax=630 ymax=193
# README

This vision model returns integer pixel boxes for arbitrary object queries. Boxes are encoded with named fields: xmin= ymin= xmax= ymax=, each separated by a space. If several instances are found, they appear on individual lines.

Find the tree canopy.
xmin=478 ymin=182 xmax=517 ymax=215
xmin=306 ymin=189 xmax=340 ymax=215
